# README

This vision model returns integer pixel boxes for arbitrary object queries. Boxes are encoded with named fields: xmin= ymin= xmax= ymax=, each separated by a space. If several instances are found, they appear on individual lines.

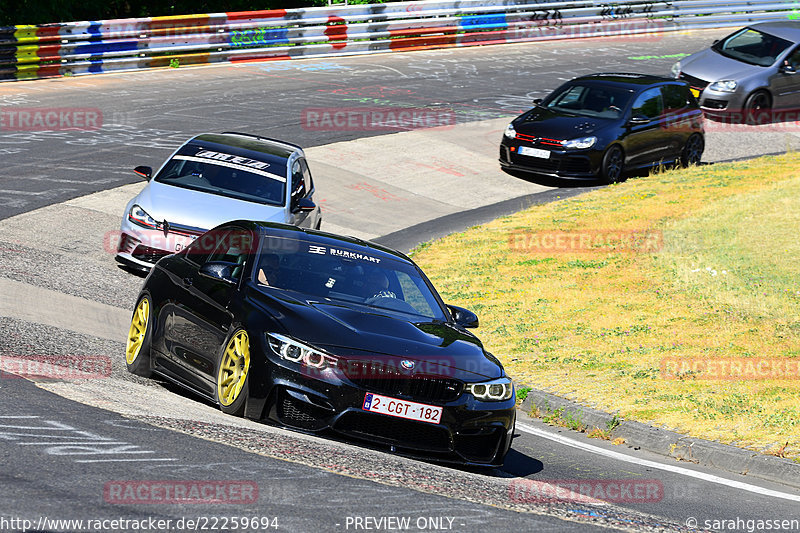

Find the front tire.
xmin=681 ymin=134 xmax=704 ymax=167
xmin=744 ymin=90 xmax=771 ymax=125
xmin=600 ymin=145 xmax=624 ymax=184
xmin=126 ymin=295 xmax=153 ymax=377
xmin=216 ymin=329 xmax=251 ymax=416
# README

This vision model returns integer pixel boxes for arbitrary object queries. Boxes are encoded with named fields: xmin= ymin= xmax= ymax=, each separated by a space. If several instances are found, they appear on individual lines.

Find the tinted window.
xmin=713 ymin=27 xmax=793 ymax=66
xmin=396 ymin=271 xmax=436 ymax=317
xmin=787 ymin=47 xmax=800 ymax=69
xmin=207 ymin=230 xmax=251 ymax=264
xmin=631 ymin=88 xmax=664 ymax=119
xmin=205 ymin=228 xmax=254 ymax=280
xmin=544 ymin=83 xmax=632 ymax=119
xmin=290 ymin=159 xmax=306 ymax=200
xmin=155 ymin=144 xmax=286 ymax=206
xmin=661 ymin=84 xmax=689 ymax=112
xmin=183 ymin=227 xmax=226 ymax=265
xmin=253 ymin=236 xmax=446 ymax=320
xmin=184 ymin=227 xmax=254 ymax=271
xmin=300 ymin=158 xmax=314 ymax=194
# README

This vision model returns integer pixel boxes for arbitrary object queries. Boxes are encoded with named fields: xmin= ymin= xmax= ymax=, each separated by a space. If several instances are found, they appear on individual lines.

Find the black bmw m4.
xmin=125 ymin=221 xmax=515 ymax=466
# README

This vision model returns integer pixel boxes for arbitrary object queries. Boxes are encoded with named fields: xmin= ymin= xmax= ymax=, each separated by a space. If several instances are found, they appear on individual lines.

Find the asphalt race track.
xmin=2 ymin=29 xmax=800 ymax=532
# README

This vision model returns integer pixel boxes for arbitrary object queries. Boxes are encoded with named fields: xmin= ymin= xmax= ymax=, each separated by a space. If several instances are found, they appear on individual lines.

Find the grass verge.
xmin=412 ymin=153 xmax=800 ymax=458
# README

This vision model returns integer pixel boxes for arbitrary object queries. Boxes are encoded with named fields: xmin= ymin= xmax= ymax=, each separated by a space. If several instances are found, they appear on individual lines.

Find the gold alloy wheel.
xmin=126 ymin=297 xmax=150 ymax=365
xmin=218 ymin=330 xmax=251 ymax=406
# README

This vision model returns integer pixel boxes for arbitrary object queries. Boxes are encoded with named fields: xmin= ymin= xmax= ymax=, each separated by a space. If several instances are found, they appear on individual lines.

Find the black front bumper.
xmin=499 ymin=141 xmax=599 ymax=179
xmin=252 ymin=341 xmax=516 ymax=466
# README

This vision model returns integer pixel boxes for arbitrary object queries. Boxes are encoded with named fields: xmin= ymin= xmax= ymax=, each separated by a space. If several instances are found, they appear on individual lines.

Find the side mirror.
xmin=532 ymin=98 xmax=543 ymax=105
xmin=712 ymin=39 xmax=720 ymax=45
xmin=292 ymin=197 xmax=317 ymax=213
xmin=447 ymin=304 xmax=479 ymax=329
xmin=134 ymin=166 xmax=152 ymax=181
xmin=199 ymin=261 xmax=239 ymax=285
xmin=629 ymin=114 xmax=651 ymax=125
xmin=781 ymin=62 xmax=797 ymax=74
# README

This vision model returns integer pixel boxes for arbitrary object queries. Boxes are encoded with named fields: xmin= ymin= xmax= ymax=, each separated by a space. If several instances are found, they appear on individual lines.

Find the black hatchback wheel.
xmin=601 ymin=145 xmax=624 ymax=184
xmin=744 ymin=90 xmax=771 ymax=125
xmin=681 ymin=134 xmax=704 ymax=167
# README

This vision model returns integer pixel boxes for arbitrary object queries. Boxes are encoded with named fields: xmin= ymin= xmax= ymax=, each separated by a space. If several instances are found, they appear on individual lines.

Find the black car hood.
xmin=514 ymin=108 xmax=609 ymax=139
xmin=247 ymin=286 xmax=503 ymax=380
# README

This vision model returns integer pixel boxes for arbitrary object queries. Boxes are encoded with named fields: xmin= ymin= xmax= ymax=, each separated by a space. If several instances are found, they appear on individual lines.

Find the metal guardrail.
xmin=1 ymin=0 xmax=798 ymax=81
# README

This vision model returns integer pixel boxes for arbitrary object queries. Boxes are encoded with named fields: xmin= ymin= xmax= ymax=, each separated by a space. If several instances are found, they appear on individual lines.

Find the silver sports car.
xmin=116 ymin=132 xmax=322 ymax=271
xmin=672 ymin=21 xmax=800 ymax=122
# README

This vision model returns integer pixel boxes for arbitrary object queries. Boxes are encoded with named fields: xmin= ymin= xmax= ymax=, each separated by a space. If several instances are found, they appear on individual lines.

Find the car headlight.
xmin=670 ymin=61 xmax=681 ymax=78
xmin=465 ymin=377 xmax=514 ymax=401
xmin=708 ymin=80 xmax=737 ymax=93
xmin=267 ymin=333 xmax=337 ymax=370
xmin=128 ymin=204 xmax=159 ymax=229
xmin=504 ymin=123 xmax=517 ymax=139
xmin=561 ymin=136 xmax=597 ymax=150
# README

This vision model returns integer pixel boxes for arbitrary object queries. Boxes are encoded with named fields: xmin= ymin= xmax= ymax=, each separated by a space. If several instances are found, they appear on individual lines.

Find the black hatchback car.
xmin=125 ymin=221 xmax=516 ymax=466
xmin=499 ymin=73 xmax=705 ymax=183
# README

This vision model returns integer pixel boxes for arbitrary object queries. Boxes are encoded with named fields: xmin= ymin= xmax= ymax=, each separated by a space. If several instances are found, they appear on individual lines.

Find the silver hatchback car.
xmin=116 ymin=132 xmax=322 ymax=271
xmin=672 ymin=21 xmax=800 ymax=122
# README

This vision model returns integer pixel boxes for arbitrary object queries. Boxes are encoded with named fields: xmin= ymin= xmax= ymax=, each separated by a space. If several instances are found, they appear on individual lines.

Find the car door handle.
xmin=182 ymin=277 xmax=193 ymax=287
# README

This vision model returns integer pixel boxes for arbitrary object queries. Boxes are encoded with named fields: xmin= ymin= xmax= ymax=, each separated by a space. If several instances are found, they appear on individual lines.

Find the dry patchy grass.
xmin=412 ymin=154 xmax=800 ymax=457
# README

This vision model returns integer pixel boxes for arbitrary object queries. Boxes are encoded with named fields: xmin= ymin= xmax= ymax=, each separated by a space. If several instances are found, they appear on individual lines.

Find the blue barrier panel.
xmin=73 ymin=40 xmax=140 ymax=55
xmin=459 ymin=13 xmax=508 ymax=30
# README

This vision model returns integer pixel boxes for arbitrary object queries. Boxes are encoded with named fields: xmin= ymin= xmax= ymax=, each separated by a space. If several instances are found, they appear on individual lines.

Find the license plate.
xmin=362 ymin=393 xmax=442 ymax=424
xmin=690 ymin=88 xmax=700 ymax=98
xmin=518 ymin=146 xmax=551 ymax=159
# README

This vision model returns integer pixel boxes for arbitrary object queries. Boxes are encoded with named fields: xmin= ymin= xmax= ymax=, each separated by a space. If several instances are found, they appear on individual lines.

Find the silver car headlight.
xmin=465 ymin=377 xmax=514 ymax=401
xmin=561 ymin=136 xmax=597 ymax=150
xmin=128 ymin=204 xmax=159 ymax=229
xmin=670 ymin=61 xmax=681 ymax=78
xmin=267 ymin=333 xmax=337 ymax=370
xmin=708 ymin=80 xmax=737 ymax=93
xmin=504 ymin=123 xmax=517 ymax=139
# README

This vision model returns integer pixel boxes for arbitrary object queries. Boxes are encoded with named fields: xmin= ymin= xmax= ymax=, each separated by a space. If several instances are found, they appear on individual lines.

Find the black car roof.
xmin=229 ymin=221 xmax=413 ymax=263
xmin=192 ymin=132 xmax=301 ymax=160
xmin=573 ymin=73 xmax=682 ymax=88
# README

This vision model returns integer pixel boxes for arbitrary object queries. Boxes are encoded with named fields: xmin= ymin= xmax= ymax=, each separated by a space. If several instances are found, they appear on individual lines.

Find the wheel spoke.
xmin=217 ymin=330 xmax=250 ymax=407
xmin=126 ymin=298 xmax=150 ymax=364
xmin=227 ymin=345 xmax=239 ymax=362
